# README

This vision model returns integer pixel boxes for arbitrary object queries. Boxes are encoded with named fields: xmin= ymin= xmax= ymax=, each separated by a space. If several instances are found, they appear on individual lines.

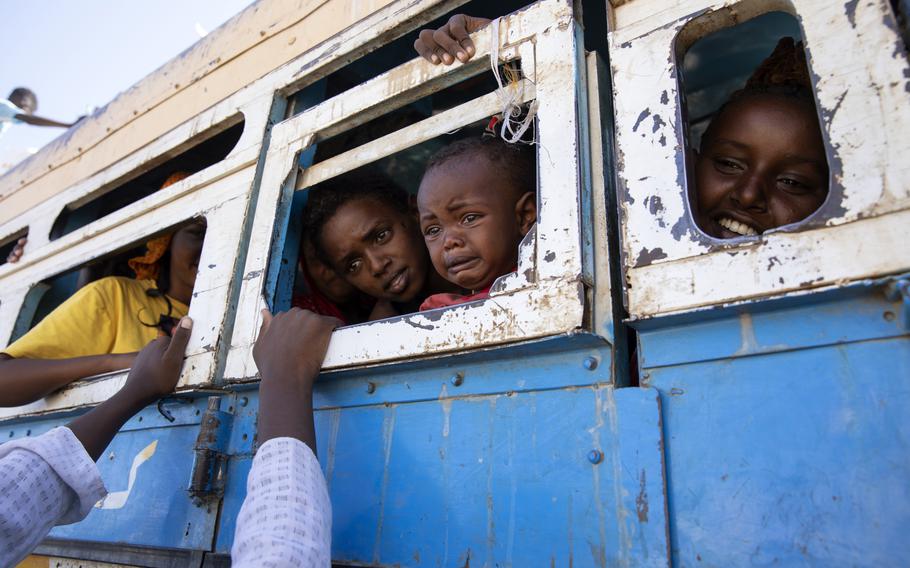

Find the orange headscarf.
xmin=128 ymin=171 xmax=190 ymax=281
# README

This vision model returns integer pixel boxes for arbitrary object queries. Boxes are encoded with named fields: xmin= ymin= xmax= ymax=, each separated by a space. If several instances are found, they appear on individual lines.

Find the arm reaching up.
xmin=414 ymin=14 xmax=491 ymax=65
xmin=0 ymin=317 xmax=192 ymax=567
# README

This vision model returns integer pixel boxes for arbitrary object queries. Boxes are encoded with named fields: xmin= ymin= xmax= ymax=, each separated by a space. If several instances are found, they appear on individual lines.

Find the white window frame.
xmin=0 ymin=0 xmax=524 ymax=418
xmin=608 ymin=0 xmax=910 ymax=319
xmin=0 ymin=93 xmax=272 ymax=420
xmin=224 ymin=0 xmax=590 ymax=377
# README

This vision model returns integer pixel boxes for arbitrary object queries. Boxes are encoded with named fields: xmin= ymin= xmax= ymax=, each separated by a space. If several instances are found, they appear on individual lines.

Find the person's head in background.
xmin=8 ymin=88 xmax=37 ymax=115
xmin=128 ymin=173 xmax=206 ymax=332
xmin=294 ymin=230 xmax=373 ymax=324
xmin=417 ymin=136 xmax=536 ymax=292
xmin=694 ymin=37 xmax=829 ymax=240
xmin=305 ymin=176 xmax=436 ymax=305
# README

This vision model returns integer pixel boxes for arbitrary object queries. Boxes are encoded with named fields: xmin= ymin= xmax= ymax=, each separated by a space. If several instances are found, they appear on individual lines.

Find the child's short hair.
xmin=303 ymin=175 xmax=410 ymax=260
xmin=8 ymin=87 xmax=37 ymax=113
xmin=424 ymin=136 xmax=536 ymax=197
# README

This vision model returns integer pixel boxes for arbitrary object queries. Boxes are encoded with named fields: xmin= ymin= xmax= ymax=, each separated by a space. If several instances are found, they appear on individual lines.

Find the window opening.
xmin=280 ymin=111 xmax=537 ymax=326
xmin=9 ymin=218 xmax=207 ymax=344
xmin=892 ymin=0 xmax=910 ymax=51
xmin=50 ymin=118 xmax=242 ymax=240
xmin=0 ymin=229 xmax=27 ymax=266
xmin=678 ymin=11 xmax=830 ymax=241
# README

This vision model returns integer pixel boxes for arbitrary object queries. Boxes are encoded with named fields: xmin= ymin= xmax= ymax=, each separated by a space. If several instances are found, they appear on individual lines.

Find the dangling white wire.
xmin=490 ymin=17 xmax=538 ymax=144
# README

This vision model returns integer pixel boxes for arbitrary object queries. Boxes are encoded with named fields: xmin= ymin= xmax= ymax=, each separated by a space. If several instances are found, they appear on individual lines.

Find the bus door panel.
xmin=215 ymin=339 xmax=671 ymax=567
xmin=608 ymin=0 xmax=910 ymax=565
xmin=1 ymin=396 xmax=222 ymax=559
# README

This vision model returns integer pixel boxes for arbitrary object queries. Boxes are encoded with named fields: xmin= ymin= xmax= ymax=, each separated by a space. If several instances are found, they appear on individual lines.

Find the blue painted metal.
xmin=638 ymin=283 xmax=910 ymax=566
xmin=0 ymin=396 xmax=221 ymax=551
xmin=215 ymin=382 xmax=669 ymax=567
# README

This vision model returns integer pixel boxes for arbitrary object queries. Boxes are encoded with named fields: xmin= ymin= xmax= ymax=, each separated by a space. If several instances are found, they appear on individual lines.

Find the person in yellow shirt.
xmin=0 ymin=173 xmax=206 ymax=407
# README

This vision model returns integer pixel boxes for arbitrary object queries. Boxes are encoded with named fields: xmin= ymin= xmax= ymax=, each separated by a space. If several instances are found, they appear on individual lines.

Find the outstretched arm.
xmin=252 ymin=308 xmax=340 ymax=452
xmin=232 ymin=308 xmax=339 ymax=567
xmin=15 ymin=113 xmax=74 ymax=128
xmin=0 ymin=352 xmax=137 ymax=408
xmin=0 ymin=318 xmax=192 ymax=567
xmin=68 ymin=317 xmax=193 ymax=459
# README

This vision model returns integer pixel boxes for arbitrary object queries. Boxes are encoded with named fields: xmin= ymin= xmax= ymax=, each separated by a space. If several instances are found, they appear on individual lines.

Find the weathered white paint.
xmin=0 ymin=0 xmax=464 ymax=227
xmin=609 ymin=0 xmax=910 ymax=317
xmin=1 ymin=0 xmax=592 ymax=415
xmin=224 ymin=0 xmax=588 ymax=376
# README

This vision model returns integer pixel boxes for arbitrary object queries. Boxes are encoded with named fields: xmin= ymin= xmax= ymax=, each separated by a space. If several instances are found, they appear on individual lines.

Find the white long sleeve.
xmin=232 ymin=437 xmax=332 ymax=567
xmin=0 ymin=427 xmax=106 ymax=568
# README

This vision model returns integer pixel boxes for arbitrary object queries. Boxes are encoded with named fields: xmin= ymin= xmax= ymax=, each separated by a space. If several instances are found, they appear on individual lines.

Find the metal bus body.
xmin=0 ymin=0 xmax=907 ymax=566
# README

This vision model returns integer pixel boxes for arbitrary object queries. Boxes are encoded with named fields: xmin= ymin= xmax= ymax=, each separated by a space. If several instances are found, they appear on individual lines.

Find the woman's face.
xmin=319 ymin=198 xmax=429 ymax=302
xmin=168 ymin=218 xmax=207 ymax=302
xmin=694 ymin=95 xmax=829 ymax=239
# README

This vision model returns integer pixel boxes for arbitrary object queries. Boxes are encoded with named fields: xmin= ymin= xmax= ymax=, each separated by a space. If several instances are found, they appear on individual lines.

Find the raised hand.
xmin=414 ymin=14 xmax=492 ymax=65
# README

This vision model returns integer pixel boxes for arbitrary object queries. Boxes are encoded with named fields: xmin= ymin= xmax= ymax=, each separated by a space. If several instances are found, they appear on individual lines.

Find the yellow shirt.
xmin=2 ymin=277 xmax=188 ymax=359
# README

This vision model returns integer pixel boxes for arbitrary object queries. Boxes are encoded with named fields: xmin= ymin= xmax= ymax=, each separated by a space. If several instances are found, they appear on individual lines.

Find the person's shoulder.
xmin=83 ymin=276 xmax=153 ymax=298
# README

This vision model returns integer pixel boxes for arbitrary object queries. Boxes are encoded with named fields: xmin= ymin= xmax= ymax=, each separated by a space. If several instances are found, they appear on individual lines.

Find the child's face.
xmin=417 ymin=155 xmax=536 ymax=291
xmin=694 ymin=95 xmax=828 ymax=239
xmin=169 ymin=218 xmax=207 ymax=292
xmin=319 ymin=197 xmax=429 ymax=302
xmin=301 ymin=238 xmax=357 ymax=304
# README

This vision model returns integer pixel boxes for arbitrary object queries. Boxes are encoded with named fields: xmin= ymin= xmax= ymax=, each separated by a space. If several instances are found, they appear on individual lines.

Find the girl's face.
xmin=694 ymin=95 xmax=829 ymax=239
xmin=319 ymin=197 xmax=429 ymax=302
xmin=168 ymin=218 xmax=207 ymax=302
xmin=302 ymin=238 xmax=357 ymax=304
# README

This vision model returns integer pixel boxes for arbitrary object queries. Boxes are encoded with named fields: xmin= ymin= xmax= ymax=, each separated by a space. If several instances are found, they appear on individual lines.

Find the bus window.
xmin=50 ymin=117 xmax=243 ymax=240
xmin=609 ymin=0 xmax=910 ymax=318
xmin=225 ymin=0 xmax=587 ymax=374
xmin=678 ymin=11 xmax=830 ymax=241
xmin=9 ymin=218 xmax=206 ymax=345
xmin=287 ymin=114 xmax=536 ymax=324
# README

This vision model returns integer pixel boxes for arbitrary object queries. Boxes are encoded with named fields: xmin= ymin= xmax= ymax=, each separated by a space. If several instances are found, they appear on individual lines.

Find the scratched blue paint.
xmin=639 ymin=286 xmax=910 ymax=566
xmin=638 ymin=286 xmax=907 ymax=369
xmin=0 ymin=397 xmax=219 ymax=550
xmin=214 ymin=385 xmax=668 ymax=566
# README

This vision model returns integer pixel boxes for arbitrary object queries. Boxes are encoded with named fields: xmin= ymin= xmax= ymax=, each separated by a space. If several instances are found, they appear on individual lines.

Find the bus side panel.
xmin=216 ymin=384 xmax=670 ymax=567
xmin=0 ymin=398 xmax=221 ymax=551
xmin=641 ymin=288 xmax=910 ymax=566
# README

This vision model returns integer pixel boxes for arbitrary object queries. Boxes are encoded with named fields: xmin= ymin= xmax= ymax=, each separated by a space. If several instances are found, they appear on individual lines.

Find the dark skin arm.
xmin=0 ymin=352 xmax=138 ymax=408
xmin=414 ymin=14 xmax=491 ymax=65
xmin=67 ymin=318 xmax=192 ymax=461
xmin=15 ymin=113 xmax=74 ymax=128
xmin=253 ymin=308 xmax=339 ymax=454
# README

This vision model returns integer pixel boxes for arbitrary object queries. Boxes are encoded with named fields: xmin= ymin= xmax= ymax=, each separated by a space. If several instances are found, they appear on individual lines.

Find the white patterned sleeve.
xmin=232 ymin=437 xmax=332 ymax=567
xmin=0 ymin=427 xmax=107 ymax=567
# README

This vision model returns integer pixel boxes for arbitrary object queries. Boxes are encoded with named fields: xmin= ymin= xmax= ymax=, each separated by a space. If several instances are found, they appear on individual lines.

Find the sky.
xmin=0 ymin=0 xmax=254 ymax=173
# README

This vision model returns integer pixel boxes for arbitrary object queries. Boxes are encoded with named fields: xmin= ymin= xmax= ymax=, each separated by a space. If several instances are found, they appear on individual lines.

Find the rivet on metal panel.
xmin=588 ymin=449 xmax=604 ymax=465
xmin=583 ymin=356 xmax=599 ymax=371
xmin=450 ymin=372 xmax=465 ymax=387
xmin=366 ymin=382 xmax=377 ymax=394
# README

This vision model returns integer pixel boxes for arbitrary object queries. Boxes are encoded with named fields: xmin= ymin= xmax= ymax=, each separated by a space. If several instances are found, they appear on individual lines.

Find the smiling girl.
xmin=693 ymin=37 xmax=829 ymax=239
